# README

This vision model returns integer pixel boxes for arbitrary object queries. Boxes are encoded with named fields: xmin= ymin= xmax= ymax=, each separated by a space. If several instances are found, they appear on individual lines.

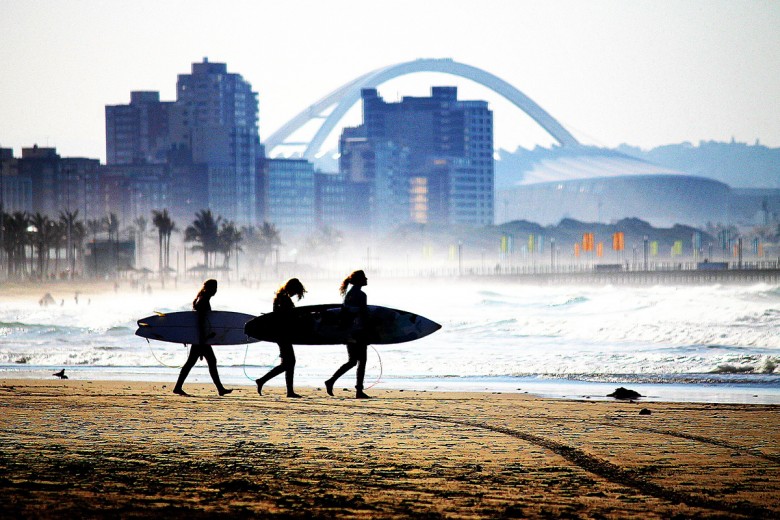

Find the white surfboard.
xmin=136 ymin=311 xmax=258 ymax=345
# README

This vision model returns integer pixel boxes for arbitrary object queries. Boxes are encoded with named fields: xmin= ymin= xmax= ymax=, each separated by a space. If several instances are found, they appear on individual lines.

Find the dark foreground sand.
xmin=1 ymin=380 xmax=778 ymax=519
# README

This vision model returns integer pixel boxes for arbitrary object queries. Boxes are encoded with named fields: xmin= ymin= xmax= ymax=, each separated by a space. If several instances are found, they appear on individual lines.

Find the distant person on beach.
xmin=325 ymin=270 xmax=372 ymax=399
xmin=172 ymin=279 xmax=233 ymax=397
xmin=255 ymin=278 xmax=307 ymax=398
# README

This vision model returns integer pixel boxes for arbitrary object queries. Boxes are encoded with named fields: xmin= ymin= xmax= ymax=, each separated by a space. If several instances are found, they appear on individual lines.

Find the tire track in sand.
xmin=285 ymin=399 xmax=776 ymax=519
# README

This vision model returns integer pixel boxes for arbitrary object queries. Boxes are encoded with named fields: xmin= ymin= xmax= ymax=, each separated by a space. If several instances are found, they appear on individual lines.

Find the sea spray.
xmin=1 ymin=281 xmax=779 ymax=380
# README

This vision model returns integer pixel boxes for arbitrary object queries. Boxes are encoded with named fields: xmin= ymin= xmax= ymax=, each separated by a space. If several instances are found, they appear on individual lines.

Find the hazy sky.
xmin=1 ymin=0 xmax=779 ymax=162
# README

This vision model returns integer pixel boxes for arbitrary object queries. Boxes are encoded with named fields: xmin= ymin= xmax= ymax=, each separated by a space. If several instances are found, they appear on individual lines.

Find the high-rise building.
xmin=315 ymin=171 xmax=352 ymax=231
xmin=0 ymin=148 xmax=31 ymax=213
xmin=16 ymin=146 xmax=101 ymax=220
xmin=105 ymin=91 xmax=172 ymax=165
xmin=339 ymin=87 xmax=493 ymax=234
xmin=171 ymin=58 xmax=261 ymax=225
xmin=261 ymin=158 xmax=316 ymax=237
xmin=105 ymin=59 xmax=261 ymax=227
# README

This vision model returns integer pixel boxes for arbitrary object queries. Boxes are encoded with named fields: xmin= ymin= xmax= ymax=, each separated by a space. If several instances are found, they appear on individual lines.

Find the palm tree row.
xmin=0 ymin=210 xmax=86 ymax=279
xmin=1 ymin=205 xmax=287 ymax=279
xmin=154 ymin=209 xmax=283 ymax=274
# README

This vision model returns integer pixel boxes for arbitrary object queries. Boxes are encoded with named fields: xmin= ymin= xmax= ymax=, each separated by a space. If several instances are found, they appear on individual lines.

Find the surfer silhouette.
xmin=255 ymin=278 xmax=307 ymax=398
xmin=325 ymin=270 xmax=372 ymax=399
xmin=172 ymin=279 xmax=233 ymax=397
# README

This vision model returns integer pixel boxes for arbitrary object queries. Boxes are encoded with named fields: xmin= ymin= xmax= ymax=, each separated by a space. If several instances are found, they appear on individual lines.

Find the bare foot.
xmin=173 ymin=388 xmax=189 ymax=397
xmin=356 ymin=391 xmax=372 ymax=399
xmin=287 ymin=392 xmax=303 ymax=398
xmin=325 ymin=380 xmax=334 ymax=396
xmin=219 ymin=388 xmax=233 ymax=396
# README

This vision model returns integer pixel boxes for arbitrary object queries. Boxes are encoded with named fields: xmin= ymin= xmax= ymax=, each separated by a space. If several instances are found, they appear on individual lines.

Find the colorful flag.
xmin=612 ymin=232 xmax=624 ymax=251
xmin=650 ymin=241 xmax=658 ymax=256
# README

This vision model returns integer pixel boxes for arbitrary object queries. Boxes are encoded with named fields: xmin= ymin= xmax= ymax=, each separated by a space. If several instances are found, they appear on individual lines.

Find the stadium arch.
xmin=264 ymin=58 xmax=580 ymax=160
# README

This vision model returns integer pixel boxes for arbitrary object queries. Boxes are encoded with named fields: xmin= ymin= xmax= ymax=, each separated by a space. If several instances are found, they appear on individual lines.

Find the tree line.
xmin=0 ymin=208 xmax=287 ymax=280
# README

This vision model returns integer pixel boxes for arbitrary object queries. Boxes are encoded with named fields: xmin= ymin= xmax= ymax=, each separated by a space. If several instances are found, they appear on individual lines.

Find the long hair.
xmin=276 ymin=278 xmax=307 ymax=301
xmin=194 ymin=278 xmax=218 ymax=306
xmin=339 ymin=270 xmax=366 ymax=297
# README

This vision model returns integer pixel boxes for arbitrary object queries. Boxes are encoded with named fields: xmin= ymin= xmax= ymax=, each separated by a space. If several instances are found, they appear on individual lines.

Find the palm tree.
xmin=152 ymin=209 xmax=177 ymax=282
xmin=85 ymin=218 xmax=106 ymax=277
xmin=73 ymin=221 xmax=85 ymax=276
xmin=256 ymin=221 xmax=282 ymax=266
xmin=86 ymin=218 xmax=105 ymax=239
xmin=133 ymin=216 xmax=148 ymax=269
xmin=306 ymin=225 xmax=344 ymax=257
xmin=0 ymin=208 xmax=6 ymax=279
xmin=184 ymin=209 xmax=221 ymax=268
xmin=59 ymin=209 xmax=80 ymax=277
xmin=30 ymin=213 xmax=52 ymax=279
xmin=218 ymin=221 xmax=242 ymax=268
xmin=106 ymin=213 xmax=120 ymax=275
xmin=106 ymin=213 xmax=120 ymax=243
xmin=4 ymin=211 xmax=30 ymax=278
xmin=51 ymin=220 xmax=65 ymax=277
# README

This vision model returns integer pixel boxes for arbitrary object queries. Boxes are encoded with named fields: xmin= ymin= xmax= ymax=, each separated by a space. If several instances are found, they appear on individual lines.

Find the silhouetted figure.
xmin=53 ymin=369 xmax=68 ymax=379
xmin=173 ymin=279 xmax=233 ymax=397
xmin=255 ymin=278 xmax=307 ymax=398
xmin=39 ymin=293 xmax=55 ymax=307
xmin=325 ymin=270 xmax=372 ymax=399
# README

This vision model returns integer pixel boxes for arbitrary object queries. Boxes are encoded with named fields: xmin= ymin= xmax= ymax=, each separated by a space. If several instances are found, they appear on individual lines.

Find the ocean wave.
xmin=444 ymin=318 xmax=518 ymax=331
xmin=0 ymin=321 xmax=86 ymax=337
xmin=552 ymin=372 xmax=780 ymax=386
xmin=710 ymin=358 xmax=779 ymax=374
xmin=549 ymin=296 xmax=589 ymax=307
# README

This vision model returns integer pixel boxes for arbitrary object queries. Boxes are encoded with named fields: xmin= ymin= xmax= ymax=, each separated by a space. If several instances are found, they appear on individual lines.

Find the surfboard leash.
xmin=144 ymin=337 xmax=186 ymax=369
xmin=365 ymin=345 xmax=383 ymax=390
xmin=242 ymin=339 xmax=258 ymax=382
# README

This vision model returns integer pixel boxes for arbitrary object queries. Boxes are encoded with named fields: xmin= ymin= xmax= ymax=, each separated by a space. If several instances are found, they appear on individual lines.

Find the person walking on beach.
xmin=255 ymin=278 xmax=307 ymax=398
xmin=173 ymin=279 xmax=233 ymax=397
xmin=325 ymin=270 xmax=372 ymax=399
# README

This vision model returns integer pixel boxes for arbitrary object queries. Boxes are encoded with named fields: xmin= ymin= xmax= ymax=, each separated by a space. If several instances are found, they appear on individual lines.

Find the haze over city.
xmin=2 ymin=0 xmax=779 ymax=162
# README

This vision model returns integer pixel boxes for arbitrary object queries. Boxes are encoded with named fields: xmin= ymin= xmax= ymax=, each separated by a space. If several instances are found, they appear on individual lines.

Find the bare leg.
xmin=202 ymin=346 xmax=231 ymax=396
xmin=173 ymin=346 xmax=201 ymax=396
xmin=256 ymin=364 xmax=285 ymax=395
xmin=354 ymin=344 xmax=371 ymax=398
xmin=325 ymin=355 xmax=357 ymax=396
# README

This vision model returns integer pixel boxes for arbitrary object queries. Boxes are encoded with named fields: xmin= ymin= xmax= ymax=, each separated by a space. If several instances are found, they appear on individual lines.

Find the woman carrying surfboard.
xmin=172 ymin=279 xmax=233 ymax=397
xmin=325 ymin=270 xmax=372 ymax=399
xmin=255 ymin=278 xmax=307 ymax=398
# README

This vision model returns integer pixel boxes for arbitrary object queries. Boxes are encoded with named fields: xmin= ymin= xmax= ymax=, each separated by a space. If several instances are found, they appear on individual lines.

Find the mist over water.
xmin=2 ymin=280 xmax=779 ymax=402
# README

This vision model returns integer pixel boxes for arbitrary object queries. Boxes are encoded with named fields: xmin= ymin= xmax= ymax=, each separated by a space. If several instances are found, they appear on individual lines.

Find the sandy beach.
xmin=0 ymin=380 xmax=778 ymax=518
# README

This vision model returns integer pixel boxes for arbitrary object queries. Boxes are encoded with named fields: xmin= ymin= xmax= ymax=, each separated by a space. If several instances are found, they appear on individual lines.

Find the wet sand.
xmin=1 ymin=380 xmax=778 ymax=519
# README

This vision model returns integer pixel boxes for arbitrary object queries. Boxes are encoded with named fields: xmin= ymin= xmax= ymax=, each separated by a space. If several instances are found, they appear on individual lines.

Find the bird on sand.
xmin=53 ymin=369 xmax=68 ymax=379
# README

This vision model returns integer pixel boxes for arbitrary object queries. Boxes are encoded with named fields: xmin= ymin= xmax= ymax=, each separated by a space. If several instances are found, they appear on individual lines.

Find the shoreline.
xmin=1 ymin=379 xmax=778 ymax=518
xmin=4 ymin=366 xmax=780 ymax=405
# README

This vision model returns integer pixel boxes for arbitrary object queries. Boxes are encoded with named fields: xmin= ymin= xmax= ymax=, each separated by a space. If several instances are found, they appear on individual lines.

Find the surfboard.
xmin=135 ymin=311 xmax=259 ymax=345
xmin=244 ymin=304 xmax=441 ymax=345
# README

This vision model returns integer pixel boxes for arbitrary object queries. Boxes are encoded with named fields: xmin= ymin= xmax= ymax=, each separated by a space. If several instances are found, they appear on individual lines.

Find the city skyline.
xmin=2 ymin=0 xmax=779 ymax=163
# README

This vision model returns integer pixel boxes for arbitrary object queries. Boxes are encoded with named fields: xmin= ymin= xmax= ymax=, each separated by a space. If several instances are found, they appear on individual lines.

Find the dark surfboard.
xmin=244 ymin=304 xmax=441 ymax=345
